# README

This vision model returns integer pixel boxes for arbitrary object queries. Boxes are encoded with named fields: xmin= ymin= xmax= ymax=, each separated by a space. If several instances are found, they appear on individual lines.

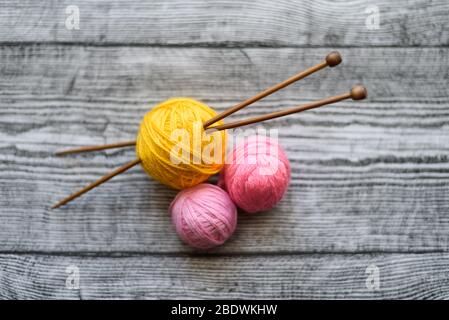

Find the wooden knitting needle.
xmin=206 ymin=85 xmax=367 ymax=131
xmin=51 ymin=158 xmax=141 ymax=209
xmin=203 ymin=51 xmax=342 ymax=128
xmin=55 ymin=140 xmax=136 ymax=156
xmin=55 ymin=51 xmax=342 ymax=157
xmin=51 ymin=85 xmax=365 ymax=209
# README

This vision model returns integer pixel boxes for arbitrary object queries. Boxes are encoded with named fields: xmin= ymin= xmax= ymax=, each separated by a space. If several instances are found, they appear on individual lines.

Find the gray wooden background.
xmin=1 ymin=0 xmax=448 ymax=299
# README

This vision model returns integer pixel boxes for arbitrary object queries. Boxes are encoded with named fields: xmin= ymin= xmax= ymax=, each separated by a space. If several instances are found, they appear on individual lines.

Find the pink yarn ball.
xmin=169 ymin=183 xmax=237 ymax=249
xmin=221 ymin=135 xmax=291 ymax=213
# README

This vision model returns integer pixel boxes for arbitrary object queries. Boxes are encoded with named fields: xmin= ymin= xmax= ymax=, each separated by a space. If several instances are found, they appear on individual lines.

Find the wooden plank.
xmin=1 ymin=45 xmax=447 ymax=102
xmin=0 ymin=0 xmax=448 ymax=46
xmin=0 ymin=253 xmax=448 ymax=299
xmin=1 ymin=46 xmax=449 ymax=253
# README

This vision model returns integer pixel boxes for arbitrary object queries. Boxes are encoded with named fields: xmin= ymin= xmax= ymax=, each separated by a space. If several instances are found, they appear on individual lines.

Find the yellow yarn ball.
xmin=136 ymin=98 xmax=226 ymax=190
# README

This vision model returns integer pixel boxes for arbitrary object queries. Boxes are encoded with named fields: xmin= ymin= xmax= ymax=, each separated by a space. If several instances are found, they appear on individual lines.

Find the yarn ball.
xmin=136 ymin=98 xmax=226 ymax=190
xmin=221 ymin=135 xmax=291 ymax=213
xmin=169 ymin=183 xmax=237 ymax=249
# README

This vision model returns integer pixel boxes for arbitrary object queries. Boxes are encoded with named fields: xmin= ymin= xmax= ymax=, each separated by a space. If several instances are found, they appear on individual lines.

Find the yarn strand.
xmin=52 ymin=158 xmax=141 ymax=209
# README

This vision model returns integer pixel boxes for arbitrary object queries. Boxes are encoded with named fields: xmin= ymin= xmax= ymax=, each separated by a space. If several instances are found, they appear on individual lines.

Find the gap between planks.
xmin=0 ymin=250 xmax=447 ymax=258
xmin=0 ymin=41 xmax=447 ymax=49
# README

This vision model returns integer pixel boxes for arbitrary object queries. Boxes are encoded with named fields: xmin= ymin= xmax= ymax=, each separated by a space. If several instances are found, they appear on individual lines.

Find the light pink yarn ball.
xmin=169 ymin=183 xmax=237 ymax=249
xmin=221 ymin=135 xmax=291 ymax=213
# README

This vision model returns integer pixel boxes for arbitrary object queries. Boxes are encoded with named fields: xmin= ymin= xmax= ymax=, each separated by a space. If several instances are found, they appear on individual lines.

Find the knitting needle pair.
xmin=53 ymin=51 xmax=367 ymax=209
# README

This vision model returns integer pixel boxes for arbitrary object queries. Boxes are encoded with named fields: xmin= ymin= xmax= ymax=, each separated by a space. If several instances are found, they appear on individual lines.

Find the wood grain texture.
xmin=0 ymin=0 xmax=448 ymax=46
xmin=1 ymin=45 xmax=449 ymax=253
xmin=1 ymin=0 xmax=449 ymax=299
xmin=1 ymin=253 xmax=449 ymax=299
